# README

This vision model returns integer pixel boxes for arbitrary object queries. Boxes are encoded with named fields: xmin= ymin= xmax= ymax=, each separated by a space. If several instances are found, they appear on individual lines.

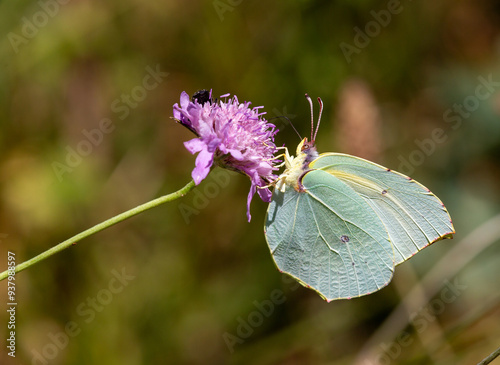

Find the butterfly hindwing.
xmin=310 ymin=153 xmax=455 ymax=265
xmin=265 ymin=168 xmax=394 ymax=301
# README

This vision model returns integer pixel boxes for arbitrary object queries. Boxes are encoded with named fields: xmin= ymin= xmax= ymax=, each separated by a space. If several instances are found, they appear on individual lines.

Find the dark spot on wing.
xmin=381 ymin=189 xmax=388 ymax=195
xmin=340 ymin=235 xmax=350 ymax=243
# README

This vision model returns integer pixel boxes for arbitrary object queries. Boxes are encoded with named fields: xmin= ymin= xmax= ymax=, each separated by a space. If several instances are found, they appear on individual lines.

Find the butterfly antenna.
xmin=305 ymin=93 xmax=314 ymax=141
xmin=269 ymin=116 xmax=302 ymax=140
xmin=286 ymin=117 xmax=303 ymax=141
xmin=313 ymin=97 xmax=323 ymax=141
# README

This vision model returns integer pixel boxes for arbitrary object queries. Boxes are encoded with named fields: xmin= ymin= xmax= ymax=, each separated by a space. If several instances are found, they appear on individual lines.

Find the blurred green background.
xmin=1 ymin=0 xmax=500 ymax=364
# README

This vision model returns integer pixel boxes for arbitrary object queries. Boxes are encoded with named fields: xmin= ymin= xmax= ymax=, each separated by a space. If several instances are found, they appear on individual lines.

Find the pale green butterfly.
xmin=264 ymin=94 xmax=455 ymax=302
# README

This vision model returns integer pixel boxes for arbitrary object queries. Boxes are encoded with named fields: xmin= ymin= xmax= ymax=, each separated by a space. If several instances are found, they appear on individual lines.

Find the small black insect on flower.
xmin=192 ymin=89 xmax=213 ymax=105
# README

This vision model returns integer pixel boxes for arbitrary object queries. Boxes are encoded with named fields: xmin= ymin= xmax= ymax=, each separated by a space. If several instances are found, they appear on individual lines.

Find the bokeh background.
xmin=1 ymin=0 xmax=500 ymax=364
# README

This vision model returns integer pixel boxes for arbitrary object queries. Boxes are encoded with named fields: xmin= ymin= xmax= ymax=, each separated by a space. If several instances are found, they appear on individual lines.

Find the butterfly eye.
xmin=301 ymin=141 xmax=314 ymax=152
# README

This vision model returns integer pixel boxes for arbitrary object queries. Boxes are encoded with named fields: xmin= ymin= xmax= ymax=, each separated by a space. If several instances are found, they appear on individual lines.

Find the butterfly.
xmin=264 ymin=94 xmax=455 ymax=302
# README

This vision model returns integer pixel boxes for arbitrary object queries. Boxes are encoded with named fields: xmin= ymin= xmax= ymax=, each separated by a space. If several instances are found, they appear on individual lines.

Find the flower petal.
xmin=207 ymin=137 xmax=222 ymax=152
xmin=172 ymin=104 xmax=181 ymax=121
xmin=228 ymin=149 xmax=244 ymax=161
xmin=192 ymin=148 xmax=214 ymax=185
xmin=184 ymin=138 xmax=205 ymax=154
xmin=180 ymin=91 xmax=190 ymax=109
xmin=246 ymin=182 xmax=257 ymax=222
xmin=257 ymin=185 xmax=272 ymax=202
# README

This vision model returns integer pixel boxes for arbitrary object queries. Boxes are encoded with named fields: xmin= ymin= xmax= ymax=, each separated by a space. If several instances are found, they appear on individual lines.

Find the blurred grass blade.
xmin=355 ymin=213 xmax=500 ymax=364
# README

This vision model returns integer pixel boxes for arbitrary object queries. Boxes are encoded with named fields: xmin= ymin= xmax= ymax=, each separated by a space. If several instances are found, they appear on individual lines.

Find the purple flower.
xmin=173 ymin=90 xmax=280 ymax=221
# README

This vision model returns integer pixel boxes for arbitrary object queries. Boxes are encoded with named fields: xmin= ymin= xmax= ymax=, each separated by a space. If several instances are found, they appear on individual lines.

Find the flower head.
xmin=173 ymin=90 xmax=280 ymax=221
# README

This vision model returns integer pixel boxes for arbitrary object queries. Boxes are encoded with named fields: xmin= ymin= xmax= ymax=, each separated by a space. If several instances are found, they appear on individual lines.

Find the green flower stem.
xmin=0 ymin=180 xmax=196 ymax=281
xmin=478 ymin=343 xmax=500 ymax=365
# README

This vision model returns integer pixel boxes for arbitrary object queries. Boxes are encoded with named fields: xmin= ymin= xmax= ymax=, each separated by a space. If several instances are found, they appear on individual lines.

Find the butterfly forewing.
xmin=265 ymin=168 xmax=395 ymax=301
xmin=310 ymin=153 xmax=455 ymax=265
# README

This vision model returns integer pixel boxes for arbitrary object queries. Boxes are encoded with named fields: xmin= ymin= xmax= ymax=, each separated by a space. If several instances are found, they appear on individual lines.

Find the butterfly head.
xmin=297 ymin=93 xmax=323 ymax=163
xmin=297 ymin=137 xmax=319 ymax=165
xmin=276 ymin=94 xmax=322 ymax=192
